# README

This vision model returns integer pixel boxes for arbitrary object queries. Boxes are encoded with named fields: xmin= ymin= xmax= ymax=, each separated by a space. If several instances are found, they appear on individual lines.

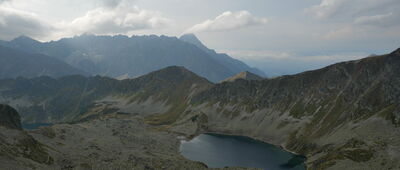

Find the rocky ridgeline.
xmin=186 ymin=48 xmax=400 ymax=169
xmin=0 ymin=66 xmax=212 ymax=124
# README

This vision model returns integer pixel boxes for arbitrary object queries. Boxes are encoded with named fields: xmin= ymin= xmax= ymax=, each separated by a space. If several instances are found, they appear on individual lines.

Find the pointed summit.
xmin=138 ymin=66 xmax=211 ymax=85
xmin=179 ymin=34 xmax=209 ymax=51
xmin=11 ymin=35 xmax=40 ymax=44
xmin=10 ymin=35 xmax=42 ymax=51
xmin=221 ymin=71 xmax=263 ymax=83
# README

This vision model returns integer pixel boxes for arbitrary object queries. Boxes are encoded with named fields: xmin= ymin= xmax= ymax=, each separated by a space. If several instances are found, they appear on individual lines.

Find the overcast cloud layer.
xmin=0 ymin=0 xmax=399 ymax=76
xmin=185 ymin=11 xmax=267 ymax=33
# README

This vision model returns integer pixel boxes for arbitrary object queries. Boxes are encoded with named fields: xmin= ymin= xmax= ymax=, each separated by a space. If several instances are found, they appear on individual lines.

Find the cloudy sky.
xmin=1 ymin=0 xmax=399 ymax=75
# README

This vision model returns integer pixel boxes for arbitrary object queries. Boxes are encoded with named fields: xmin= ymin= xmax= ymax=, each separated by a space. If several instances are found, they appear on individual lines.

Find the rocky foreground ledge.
xmin=0 ymin=105 xmax=259 ymax=170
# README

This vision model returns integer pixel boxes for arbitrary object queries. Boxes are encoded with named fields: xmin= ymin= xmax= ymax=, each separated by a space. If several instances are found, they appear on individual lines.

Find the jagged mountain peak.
xmin=12 ymin=35 xmax=36 ymax=41
xmin=180 ymin=33 xmax=200 ymax=43
xmin=221 ymin=71 xmax=263 ymax=83
xmin=10 ymin=35 xmax=41 ymax=45
xmin=3 ymin=34 xmax=266 ymax=82
xmin=179 ymin=33 xmax=208 ymax=50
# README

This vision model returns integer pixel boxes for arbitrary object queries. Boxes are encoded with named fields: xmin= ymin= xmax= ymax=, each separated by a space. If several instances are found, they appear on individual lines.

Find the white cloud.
xmin=323 ymin=26 xmax=356 ymax=40
xmin=0 ymin=5 xmax=54 ymax=40
xmin=306 ymin=0 xmax=399 ymax=20
xmin=101 ymin=0 xmax=123 ymax=8
xmin=0 ymin=0 xmax=170 ymax=40
xmin=306 ymin=0 xmax=400 ymax=41
xmin=185 ymin=11 xmax=267 ymax=33
xmin=60 ymin=4 xmax=171 ymax=36
xmin=354 ymin=13 xmax=400 ymax=27
xmin=306 ymin=0 xmax=347 ymax=19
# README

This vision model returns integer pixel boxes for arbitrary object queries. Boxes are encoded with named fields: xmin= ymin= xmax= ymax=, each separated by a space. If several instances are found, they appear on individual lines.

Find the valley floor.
xmin=1 ymin=113 xmax=259 ymax=170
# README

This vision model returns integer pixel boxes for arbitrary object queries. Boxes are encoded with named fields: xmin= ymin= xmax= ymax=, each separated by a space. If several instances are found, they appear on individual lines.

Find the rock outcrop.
xmin=0 ymin=105 xmax=54 ymax=169
xmin=0 ymin=104 xmax=22 ymax=130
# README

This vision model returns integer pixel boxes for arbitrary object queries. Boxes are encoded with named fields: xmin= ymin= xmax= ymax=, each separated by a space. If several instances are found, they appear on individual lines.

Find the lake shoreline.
xmin=199 ymin=131 xmax=305 ymax=157
xmin=180 ymin=131 xmax=307 ymax=170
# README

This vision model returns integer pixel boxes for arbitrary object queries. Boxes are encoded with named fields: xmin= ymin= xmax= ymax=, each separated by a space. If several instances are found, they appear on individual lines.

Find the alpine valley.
xmin=0 ymin=32 xmax=400 ymax=170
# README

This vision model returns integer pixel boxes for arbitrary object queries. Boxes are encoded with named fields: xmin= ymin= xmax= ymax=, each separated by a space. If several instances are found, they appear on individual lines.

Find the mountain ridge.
xmin=1 ymin=34 xmax=265 ymax=82
xmin=180 ymin=34 xmax=267 ymax=78
xmin=0 ymin=46 xmax=399 ymax=169
xmin=0 ymin=45 xmax=88 ymax=79
xmin=0 ymin=66 xmax=212 ymax=124
xmin=183 ymin=48 xmax=400 ymax=169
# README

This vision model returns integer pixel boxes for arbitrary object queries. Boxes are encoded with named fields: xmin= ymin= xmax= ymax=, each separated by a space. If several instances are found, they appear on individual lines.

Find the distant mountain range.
xmin=0 ymin=45 xmax=87 ymax=79
xmin=0 ymin=34 xmax=265 ymax=82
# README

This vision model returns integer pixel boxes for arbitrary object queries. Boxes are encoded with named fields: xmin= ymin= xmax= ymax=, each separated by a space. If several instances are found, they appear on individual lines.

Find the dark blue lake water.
xmin=180 ymin=133 xmax=306 ymax=170
xmin=22 ymin=123 xmax=53 ymax=130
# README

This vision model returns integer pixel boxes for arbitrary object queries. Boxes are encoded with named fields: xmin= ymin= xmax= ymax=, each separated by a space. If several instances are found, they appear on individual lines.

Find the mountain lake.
xmin=180 ymin=133 xmax=306 ymax=170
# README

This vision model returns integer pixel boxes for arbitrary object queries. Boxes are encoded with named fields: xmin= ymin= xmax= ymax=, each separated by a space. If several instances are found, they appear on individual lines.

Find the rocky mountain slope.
xmin=180 ymin=48 xmax=400 ymax=169
xmin=0 ymin=49 xmax=399 ymax=169
xmin=0 ymin=45 xmax=87 ymax=79
xmin=1 ymin=34 xmax=265 ymax=82
xmin=0 ymin=66 xmax=212 ymax=124
xmin=179 ymin=34 xmax=266 ymax=78
xmin=0 ymin=104 xmax=53 ymax=170
xmin=0 ymin=104 xmax=254 ymax=170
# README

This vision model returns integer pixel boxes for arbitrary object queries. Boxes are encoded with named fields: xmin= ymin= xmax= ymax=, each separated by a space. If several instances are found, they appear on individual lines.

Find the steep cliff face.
xmin=183 ymin=49 xmax=400 ymax=169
